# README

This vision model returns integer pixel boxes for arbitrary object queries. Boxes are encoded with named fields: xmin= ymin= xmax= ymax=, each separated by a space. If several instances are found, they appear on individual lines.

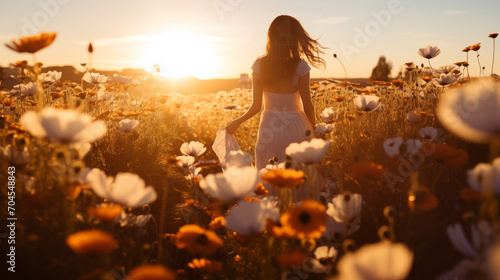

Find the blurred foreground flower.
xmin=337 ymin=241 xmax=413 ymax=280
xmin=125 ymin=264 xmax=176 ymax=280
xmin=437 ymin=79 xmax=500 ymax=143
xmin=199 ymin=166 xmax=259 ymax=201
xmin=421 ymin=143 xmax=468 ymax=167
xmin=286 ymin=138 xmax=331 ymax=164
xmin=280 ymin=200 xmax=326 ymax=239
xmin=327 ymin=193 xmax=362 ymax=223
xmin=180 ymin=141 xmax=207 ymax=157
xmin=224 ymin=150 xmax=253 ymax=169
xmin=351 ymin=162 xmax=387 ymax=179
xmin=315 ymin=123 xmax=336 ymax=134
xmin=87 ymin=203 xmax=123 ymax=221
xmin=175 ymin=224 xmax=223 ymax=255
xmin=20 ymin=108 xmax=107 ymax=143
xmin=87 ymin=168 xmax=157 ymax=208
xmin=467 ymin=157 xmax=500 ymax=196
xmin=225 ymin=200 xmax=279 ymax=236
xmin=447 ymin=221 xmax=492 ymax=258
xmin=261 ymin=169 xmax=305 ymax=188
xmin=353 ymin=95 xmax=381 ymax=111
xmin=118 ymin=118 xmax=139 ymax=133
xmin=5 ymin=32 xmax=57 ymax=53
xmin=66 ymin=229 xmax=117 ymax=254
xmin=188 ymin=258 xmax=222 ymax=273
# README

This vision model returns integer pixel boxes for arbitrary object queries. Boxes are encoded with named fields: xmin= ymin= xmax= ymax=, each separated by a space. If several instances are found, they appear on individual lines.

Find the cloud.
xmin=444 ymin=10 xmax=466 ymax=15
xmin=314 ymin=16 xmax=351 ymax=25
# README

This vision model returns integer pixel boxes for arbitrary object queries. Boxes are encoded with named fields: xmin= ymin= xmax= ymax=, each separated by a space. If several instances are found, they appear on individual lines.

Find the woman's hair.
xmin=257 ymin=15 xmax=326 ymax=85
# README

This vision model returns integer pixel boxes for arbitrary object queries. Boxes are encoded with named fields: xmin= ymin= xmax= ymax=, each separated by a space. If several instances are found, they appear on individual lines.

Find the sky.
xmin=1 ymin=0 xmax=499 ymax=79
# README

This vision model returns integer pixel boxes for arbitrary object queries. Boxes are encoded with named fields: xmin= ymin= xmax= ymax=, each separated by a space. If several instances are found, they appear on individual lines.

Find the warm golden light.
xmin=141 ymin=30 xmax=219 ymax=79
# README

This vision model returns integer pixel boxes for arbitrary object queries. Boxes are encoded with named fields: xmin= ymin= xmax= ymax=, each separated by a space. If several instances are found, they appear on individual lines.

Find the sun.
xmin=141 ymin=30 xmax=219 ymax=79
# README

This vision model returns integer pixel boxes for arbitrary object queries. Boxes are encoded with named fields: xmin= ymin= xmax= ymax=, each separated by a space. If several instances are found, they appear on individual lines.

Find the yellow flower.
xmin=188 ymin=258 xmax=222 ymax=273
xmin=87 ymin=203 xmax=123 ymax=221
xmin=125 ymin=264 xmax=176 ymax=280
xmin=280 ymin=200 xmax=326 ymax=239
xmin=261 ymin=169 xmax=305 ymax=188
xmin=5 ymin=32 xmax=57 ymax=53
xmin=175 ymin=225 xmax=223 ymax=255
xmin=66 ymin=229 xmax=117 ymax=254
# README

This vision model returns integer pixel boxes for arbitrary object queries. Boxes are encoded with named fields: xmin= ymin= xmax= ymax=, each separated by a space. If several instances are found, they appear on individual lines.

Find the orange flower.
xmin=334 ymin=95 xmax=345 ymax=102
xmin=277 ymin=250 xmax=308 ymax=268
xmin=470 ymin=43 xmax=481 ymax=51
xmin=266 ymin=219 xmax=294 ymax=238
xmin=310 ymin=83 xmax=320 ymax=90
xmin=408 ymin=187 xmax=438 ymax=210
xmin=5 ymin=32 xmax=57 ymax=53
xmin=405 ymin=62 xmax=414 ymax=66
xmin=66 ymin=229 xmax=117 ymax=254
xmin=406 ymin=65 xmax=417 ymax=72
xmin=490 ymin=33 xmax=498 ymax=39
xmin=87 ymin=204 xmax=123 ymax=221
xmin=13 ymin=60 xmax=28 ymax=68
xmin=188 ymin=258 xmax=222 ymax=273
xmin=209 ymin=216 xmax=226 ymax=230
xmin=280 ymin=200 xmax=326 ymax=239
xmin=243 ymin=196 xmax=260 ymax=202
xmin=125 ymin=264 xmax=176 ymax=280
xmin=351 ymin=162 xmax=387 ymax=179
xmin=371 ymin=80 xmax=390 ymax=86
xmin=175 ymin=225 xmax=223 ymax=255
xmin=254 ymin=183 xmax=269 ymax=196
xmin=462 ymin=47 xmax=471 ymax=52
xmin=66 ymin=184 xmax=91 ymax=200
xmin=261 ymin=169 xmax=305 ymax=188
xmin=391 ymin=79 xmax=405 ymax=88
xmin=421 ymin=143 xmax=468 ymax=167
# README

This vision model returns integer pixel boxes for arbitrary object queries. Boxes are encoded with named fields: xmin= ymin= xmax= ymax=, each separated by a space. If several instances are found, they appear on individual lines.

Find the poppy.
xmin=188 ymin=258 xmax=222 ymax=273
xmin=87 ymin=204 xmax=123 ymax=221
xmin=175 ymin=224 xmax=223 ymax=255
xmin=5 ymin=32 xmax=57 ymax=53
xmin=125 ymin=264 xmax=176 ymax=280
xmin=66 ymin=229 xmax=117 ymax=255
xmin=261 ymin=169 xmax=305 ymax=188
xmin=280 ymin=200 xmax=326 ymax=239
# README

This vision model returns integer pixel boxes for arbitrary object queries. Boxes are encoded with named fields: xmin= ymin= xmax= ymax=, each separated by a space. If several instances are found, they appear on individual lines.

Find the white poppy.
xmin=327 ymin=193 xmax=362 ymax=223
xmin=467 ymin=158 xmax=500 ymax=195
xmin=436 ymin=79 xmax=500 ymax=143
xmin=176 ymin=155 xmax=195 ymax=168
xmin=383 ymin=137 xmax=403 ymax=157
xmin=320 ymin=107 xmax=336 ymax=122
xmin=432 ymin=73 xmax=460 ymax=87
xmin=118 ymin=119 xmax=140 ymax=133
xmin=39 ymin=71 xmax=62 ymax=83
xmin=419 ymin=126 xmax=439 ymax=140
xmin=315 ymin=123 xmax=336 ymax=134
xmin=285 ymin=138 xmax=331 ymax=164
xmin=180 ymin=141 xmax=207 ymax=157
xmin=418 ymin=45 xmax=441 ymax=59
xmin=20 ymin=108 xmax=107 ymax=143
xmin=199 ymin=166 xmax=260 ymax=201
xmin=225 ymin=200 xmax=279 ymax=235
xmin=406 ymin=139 xmax=422 ymax=155
xmin=224 ymin=150 xmax=253 ymax=169
xmin=337 ymin=241 xmax=413 ymax=280
xmin=446 ymin=221 xmax=492 ymax=258
xmin=83 ymin=72 xmax=108 ymax=84
xmin=353 ymin=95 xmax=381 ymax=111
xmin=86 ymin=168 xmax=157 ymax=208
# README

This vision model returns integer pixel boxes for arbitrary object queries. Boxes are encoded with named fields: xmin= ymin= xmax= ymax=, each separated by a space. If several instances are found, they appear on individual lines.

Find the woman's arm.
xmin=225 ymin=77 xmax=264 ymax=134
xmin=298 ymin=73 xmax=315 ymax=127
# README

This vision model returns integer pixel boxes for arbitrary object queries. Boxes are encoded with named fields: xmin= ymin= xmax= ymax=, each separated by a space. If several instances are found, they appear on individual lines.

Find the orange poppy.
xmin=490 ymin=33 xmax=499 ymax=39
xmin=351 ymin=162 xmax=387 ymax=179
xmin=421 ymin=75 xmax=434 ymax=83
xmin=87 ymin=204 xmax=123 ymax=221
xmin=175 ymin=224 xmax=223 ymax=255
xmin=277 ymin=250 xmax=308 ymax=268
xmin=125 ymin=264 xmax=176 ymax=280
xmin=280 ymin=200 xmax=326 ymax=239
xmin=188 ymin=258 xmax=222 ymax=273
xmin=406 ymin=65 xmax=417 ymax=72
xmin=310 ymin=83 xmax=320 ymax=90
xmin=254 ymin=183 xmax=269 ymax=196
xmin=66 ymin=229 xmax=117 ymax=254
xmin=370 ymin=80 xmax=390 ymax=86
xmin=261 ymin=169 xmax=305 ymax=188
xmin=408 ymin=187 xmax=438 ymax=210
xmin=470 ymin=43 xmax=481 ymax=51
xmin=66 ymin=184 xmax=91 ymax=200
xmin=266 ymin=219 xmax=294 ymax=238
xmin=334 ymin=95 xmax=345 ymax=102
xmin=421 ymin=143 xmax=468 ymax=167
xmin=462 ymin=47 xmax=471 ymax=52
xmin=459 ymin=187 xmax=482 ymax=202
xmin=391 ymin=79 xmax=405 ymax=88
xmin=209 ymin=216 xmax=226 ymax=230
xmin=5 ymin=32 xmax=57 ymax=53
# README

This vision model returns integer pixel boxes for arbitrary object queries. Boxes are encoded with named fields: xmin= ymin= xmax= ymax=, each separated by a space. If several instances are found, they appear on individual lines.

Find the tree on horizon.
xmin=369 ymin=56 xmax=392 ymax=82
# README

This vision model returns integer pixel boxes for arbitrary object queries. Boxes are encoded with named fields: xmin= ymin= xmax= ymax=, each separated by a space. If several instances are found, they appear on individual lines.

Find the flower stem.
xmin=477 ymin=51 xmax=482 ymax=77
xmin=490 ymin=136 xmax=500 ymax=163
xmin=492 ymin=38 xmax=496 ymax=76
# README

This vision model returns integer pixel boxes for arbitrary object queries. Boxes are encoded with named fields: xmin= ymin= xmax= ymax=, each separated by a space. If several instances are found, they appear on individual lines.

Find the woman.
xmin=226 ymin=15 xmax=326 ymax=170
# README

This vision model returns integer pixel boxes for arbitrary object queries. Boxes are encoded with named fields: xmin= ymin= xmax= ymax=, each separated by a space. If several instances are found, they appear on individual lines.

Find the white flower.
xmin=20 ymin=108 xmax=107 ymax=143
xmin=326 ymin=193 xmax=362 ymax=223
xmin=86 ymin=168 xmax=157 ymax=208
xmin=70 ymin=142 xmax=91 ymax=158
xmin=83 ymin=72 xmax=108 ymax=84
xmin=285 ymin=138 xmax=331 ymax=164
xmin=432 ymin=73 xmax=460 ymax=87
xmin=320 ymin=107 xmax=336 ymax=122
xmin=199 ymin=166 xmax=260 ymax=201
xmin=436 ymin=79 xmax=500 ymax=143
xmin=324 ymin=214 xmax=360 ymax=241
xmin=406 ymin=139 xmax=422 ymax=155
xmin=419 ymin=126 xmax=438 ymax=140
xmin=446 ymin=221 xmax=492 ymax=258
xmin=1 ymin=145 xmax=29 ymax=165
xmin=13 ymin=82 xmax=36 ymax=96
xmin=180 ymin=141 xmax=206 ymax=157
xmin=314 ymin=246 xmax=337 ymax=261
xmin=406 ymin=111 xmax=419 ymax=123
xmin=39 ymin=71 xmax=62 ymax=83
xmin=467 ymin=158 xmax=500 ymax=195
xmin=118 ymin=119 xmax=140 ymax=133
xmin=418 ymin=45 xmax=441 ymax=59
xmin=353 ymin=95 xmax=381 ymax=111
xmin=176 ymin=155 xmax=195 ymax=168
xmin=434 ymin=65 xmax=459 ymax=76
xmin=225 ymin=200 xmax=279 ymax=235
xmin=383 ymin=137 xmax=403 ymax=157
xmin=315 ymin=123 xmax=336 ymax=134
xmin=224 ymin=150 xmax=253 ymax=169
xmin=116 ymin=211 xmax=152 ymax=227
xmin=337 ymin=241 xmax=413 ymax=280
xmin=113 ymin=74 xmax=139 ymax=85
xmin=185 ymin=166 xmax=203 ymax=181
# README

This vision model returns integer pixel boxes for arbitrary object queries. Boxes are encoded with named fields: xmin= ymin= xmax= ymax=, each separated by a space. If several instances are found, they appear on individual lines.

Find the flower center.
xmin=196 ymin=234 xmax=208 ymax=245
xmin=299 ymin=212 xmax=311 ymax=224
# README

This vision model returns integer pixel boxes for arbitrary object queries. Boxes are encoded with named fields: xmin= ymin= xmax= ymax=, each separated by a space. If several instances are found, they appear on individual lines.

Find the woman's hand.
xmin=225 ymin=121 xmax=240 ymax=134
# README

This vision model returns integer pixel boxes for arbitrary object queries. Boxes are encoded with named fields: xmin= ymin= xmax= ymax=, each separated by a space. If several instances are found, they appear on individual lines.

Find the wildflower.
xmin=224 ymin=150 xmax=253 ymax=169
xmin=467 ymin=158 xmax=500 ymax=196
xmin=285 ymin=138 xmax=331 ymax=165
xmin=175 ymin=224 xmax=223 ymax=255
xmin=277 ymin=250 xmax=308 ymax=269
xmin=447 ymin=221 xmax=492 ymax=258
xmin=20 ymin=108 xmax=107 ymax=143
xmin=86 ymin=168 xmax=157 ymax=208
xmin=261 ymin=169 xmax=305 ymax=188
xmin=13 ymin=82 xmax=36 ymax=96
xmin=434 ymin=65 xmax=460 ymax=75
xmin=432 ymin=73 xmax=459 ymax=86
xmin=353 ymin=95 xmax=381 ymax=111
xmin=176 ymin=155 xmax=195 ymax=168
xmin=320 ymin=107 xmax=336 ymax=122
xmin=337 ymin=241 xmax=413 ymax=280
xmin=463 ymin=47 xmax=471 ymax=52
xmin=419 ymin=126 xmax=439 ymax=140
xmin=490 ymin=33 xmax=499 ymax=39
xmin=180 ymin=141 xmax=207 ymax=157
xmin=436 ymin=79 xmax=500 ymax=143
xmin=118 ymin=118 xmax=139 ymax=133
xmin=188 ymin=258 xmax=222 ymax=273
xmin=406 ymin=111 xmax=419 ymax=123
xmin=315 ymin=123 xmax=336 ymax=134
xmin=418 ymin=45 xmax=441 ymax=59
xmin=408 ymin=187 xmax=439 ymax=210
xmin=470 ymin=43 xmax=481 ymax=51
xmin=327 ymin=193 xmax=362 ymax=223
xmin=225 ymin=200 xmax=279 ymax=236
xmin=222 ymin=104 xmax=241 ymax=110
xmin=280 ymin=200 xmax=327 ymax=239
xmin=254 ymin=183 xmax=269 ymax=196
xmin=83 ymin=72 xmax=108 ymax=84
xmin=314 ymin=246 xmax=337 ymax=262
xmin=125 ymin=264 xmax=176 ymax=280
xmin=383 ymin=137 xmax=403 ymax=157
xmin=66 ymin=229 xmax=117 ymax=254
xmin=204 ymin=168 xmax=258 ymax=202
xmin=116 ymin=211 xmax=152 ymax=227
xmin=209 ymin=216 xmax=226 ymax=230
xmin=87 ymin=203 xmax=123 ymax=221
xmin=113 ymin=74 xmax=139 ymax=85
xmin=391 ymin=80 xmax=405 ymax=88
xmin=351 ymin=162 xmax=387 ymax=179
xmin=422 ymin=143 xmax=468 ymax=167
xmin=5 ymin=32 xmax=57 ymax=53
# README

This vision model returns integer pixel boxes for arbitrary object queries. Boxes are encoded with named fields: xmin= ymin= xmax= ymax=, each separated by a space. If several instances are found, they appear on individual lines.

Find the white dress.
xmin=252 ymin=59 xmax=314 ymax=170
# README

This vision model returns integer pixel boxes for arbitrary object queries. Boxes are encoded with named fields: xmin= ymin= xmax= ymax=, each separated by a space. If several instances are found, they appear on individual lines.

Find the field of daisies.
xmin=1 ymin=32 xmax=500 ymax=280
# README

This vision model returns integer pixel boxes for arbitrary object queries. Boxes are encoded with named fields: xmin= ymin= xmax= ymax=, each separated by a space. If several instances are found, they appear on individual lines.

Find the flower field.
xmin=2 ymin=32 xmax=500 ymax=280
